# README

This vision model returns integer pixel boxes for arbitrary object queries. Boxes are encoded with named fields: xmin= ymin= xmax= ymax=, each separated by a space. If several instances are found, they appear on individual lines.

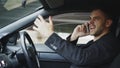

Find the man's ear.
xmin=106 ymin=19 xmax=112 ymax=27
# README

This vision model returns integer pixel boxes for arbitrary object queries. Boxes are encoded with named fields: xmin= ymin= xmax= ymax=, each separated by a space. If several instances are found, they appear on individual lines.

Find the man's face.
xmin=89 ymin=9 xmax=108 ymax=36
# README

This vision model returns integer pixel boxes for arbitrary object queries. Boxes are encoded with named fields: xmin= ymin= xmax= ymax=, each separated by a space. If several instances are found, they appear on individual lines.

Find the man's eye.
xmin=95 ymin=17 xmax=101 ymax=20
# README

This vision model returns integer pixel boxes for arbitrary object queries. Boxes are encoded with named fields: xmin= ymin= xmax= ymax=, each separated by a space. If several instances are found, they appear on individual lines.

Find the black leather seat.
xmin=109 ymin=18 xmax=120 ymax=68
xmin=110 ymin=53 xmax=120 ymax=68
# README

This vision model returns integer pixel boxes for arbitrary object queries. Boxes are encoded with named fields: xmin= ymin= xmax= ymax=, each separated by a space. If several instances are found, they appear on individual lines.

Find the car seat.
xmin=109 ymin=17 xmax=120 ymax=68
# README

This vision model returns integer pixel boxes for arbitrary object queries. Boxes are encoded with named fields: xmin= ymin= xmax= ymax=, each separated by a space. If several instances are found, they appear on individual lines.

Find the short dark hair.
xmin=92 ymin=7 xmax=114 ymax=20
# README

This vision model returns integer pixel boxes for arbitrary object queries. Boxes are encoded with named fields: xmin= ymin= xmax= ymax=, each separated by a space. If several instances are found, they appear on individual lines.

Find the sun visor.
xmin=39 ymin=0 xmax=64 ymax=9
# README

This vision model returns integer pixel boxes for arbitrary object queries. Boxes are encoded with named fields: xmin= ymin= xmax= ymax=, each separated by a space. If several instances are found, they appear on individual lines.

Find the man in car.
xmin=33 ymin=8 xmax=120 ymax=68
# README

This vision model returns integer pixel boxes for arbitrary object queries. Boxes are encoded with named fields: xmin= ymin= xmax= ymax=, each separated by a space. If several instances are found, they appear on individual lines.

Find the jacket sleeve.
xmin=45 ymin=33 xmax=119 ymax=66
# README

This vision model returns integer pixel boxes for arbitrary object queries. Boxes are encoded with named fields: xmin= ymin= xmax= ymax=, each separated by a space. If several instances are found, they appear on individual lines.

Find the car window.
xmin=26 ymin=12 xmax=94 ymax=44
xmin=0 ymin=0 xmax=42 ymax=29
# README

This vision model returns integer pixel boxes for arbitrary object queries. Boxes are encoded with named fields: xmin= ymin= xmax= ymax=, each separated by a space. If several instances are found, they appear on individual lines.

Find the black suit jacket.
xmin=45 ymin=33 xmax=120 ymax=68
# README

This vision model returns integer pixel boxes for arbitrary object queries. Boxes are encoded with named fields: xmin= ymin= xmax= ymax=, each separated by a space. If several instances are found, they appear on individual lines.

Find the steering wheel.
xmin=19 ymin=31 xmax=40 ymax=68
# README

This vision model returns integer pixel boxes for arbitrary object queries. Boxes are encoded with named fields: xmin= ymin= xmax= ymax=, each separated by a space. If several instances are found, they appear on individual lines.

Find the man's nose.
xmin=89 ymin=19 xmax=94 ymax=24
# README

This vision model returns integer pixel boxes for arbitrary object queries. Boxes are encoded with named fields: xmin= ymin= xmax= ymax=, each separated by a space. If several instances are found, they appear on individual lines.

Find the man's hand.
xmin=70 ymin=23 xmax=90 ymax=41
xmin=33 ymin=15 xmax=54 ymax=41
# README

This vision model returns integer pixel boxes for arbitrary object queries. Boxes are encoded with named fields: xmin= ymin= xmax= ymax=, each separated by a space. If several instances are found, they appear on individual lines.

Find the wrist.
xmin=39 ymin=32 xmax=54 ymax=43
xmin=47 ymin=31 xmax=54 ymax=37
xmin=70 ymin=34 xmax=78 ymax=41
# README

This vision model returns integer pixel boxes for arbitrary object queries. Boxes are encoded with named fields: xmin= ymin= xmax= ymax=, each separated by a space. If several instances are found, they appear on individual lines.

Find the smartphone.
xmin=85 ymin=24 xmax=90 ymax=33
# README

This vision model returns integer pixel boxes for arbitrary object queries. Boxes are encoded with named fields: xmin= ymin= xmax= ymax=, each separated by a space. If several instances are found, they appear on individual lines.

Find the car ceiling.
xmin=40 ymin=0 xmax=120 ymax=15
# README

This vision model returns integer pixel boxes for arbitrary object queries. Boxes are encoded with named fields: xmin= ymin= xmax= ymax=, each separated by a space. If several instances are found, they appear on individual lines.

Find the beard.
xmin=90 ymin=25 xmax=105 ymax=37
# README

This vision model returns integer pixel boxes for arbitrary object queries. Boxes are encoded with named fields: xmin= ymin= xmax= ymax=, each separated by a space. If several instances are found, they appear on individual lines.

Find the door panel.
xmin=36 ymin=45 xmax=71 ymax=68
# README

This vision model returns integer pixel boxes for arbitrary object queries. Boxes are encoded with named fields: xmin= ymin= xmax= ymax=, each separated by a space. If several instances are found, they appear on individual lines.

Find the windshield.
xmin=0 ymin=0 xmax=42 ymax=29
